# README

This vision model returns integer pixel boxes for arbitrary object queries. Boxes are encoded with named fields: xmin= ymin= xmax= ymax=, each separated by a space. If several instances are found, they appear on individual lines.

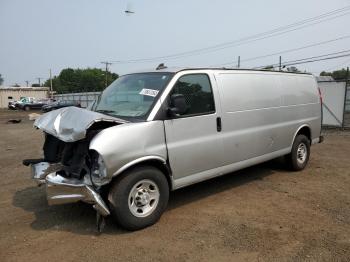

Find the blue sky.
xmin=1 ymin=0 xmax=350 ymax=86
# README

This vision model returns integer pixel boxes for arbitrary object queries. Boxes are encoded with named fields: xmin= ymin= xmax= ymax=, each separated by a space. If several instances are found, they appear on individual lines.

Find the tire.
xmin=285 ymin=134 xmax=310 ymax=171
xmin=24 ymin=106 xmax=30 ymax=111
xmin=108 ymin=165 xmax=169 ymax=231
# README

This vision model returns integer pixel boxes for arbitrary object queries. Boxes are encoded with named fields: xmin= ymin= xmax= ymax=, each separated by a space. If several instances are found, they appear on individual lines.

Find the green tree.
xmin=0 ymin=74 xmax=3 ymax=85
xmin=320 ymin=68 xmax=349 ymax=80
xmin=43 ymin=68 xmax=118 ymax=93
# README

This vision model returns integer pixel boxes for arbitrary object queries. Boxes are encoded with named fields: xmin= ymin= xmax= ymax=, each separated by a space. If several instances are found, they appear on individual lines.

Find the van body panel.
xmin=164 ymin=113 xmax=225 ymax=180
xmin=89 ymin=121 xmax=167 ymax=178
xmin=163 ymin=71 xmax=225 ymax=180
xmin=173 ymin=147 xmax=291 ymax=189
xmin=212 ymin=71 xmax=321 ymax=166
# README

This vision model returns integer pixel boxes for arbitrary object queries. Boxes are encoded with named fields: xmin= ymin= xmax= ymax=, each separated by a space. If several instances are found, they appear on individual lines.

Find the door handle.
xmin=216 ymin=117 xmax=222 ymax=132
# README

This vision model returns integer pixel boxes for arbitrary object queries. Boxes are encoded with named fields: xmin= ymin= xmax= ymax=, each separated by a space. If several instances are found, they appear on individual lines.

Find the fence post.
xmin=342 ymin=67 xmax=349 ymax=129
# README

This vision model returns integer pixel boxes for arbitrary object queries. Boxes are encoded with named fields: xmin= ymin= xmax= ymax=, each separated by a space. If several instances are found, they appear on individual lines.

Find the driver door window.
xmin=170 ymin=74 xmax=215 ymax=117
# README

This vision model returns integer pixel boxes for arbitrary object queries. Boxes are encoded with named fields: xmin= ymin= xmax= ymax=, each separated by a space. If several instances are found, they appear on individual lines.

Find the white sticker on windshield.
xmin=139 ymin=88 xmax=159 ymax=97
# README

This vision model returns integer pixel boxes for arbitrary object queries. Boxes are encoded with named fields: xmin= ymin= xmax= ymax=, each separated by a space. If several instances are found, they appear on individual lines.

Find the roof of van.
xmin=133 ymin=67 xmax=313 ymax=75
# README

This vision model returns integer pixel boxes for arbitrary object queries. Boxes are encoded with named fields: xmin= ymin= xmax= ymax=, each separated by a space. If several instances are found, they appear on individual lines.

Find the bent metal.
xmin=23 ymin=68 xmax=323 ymax=231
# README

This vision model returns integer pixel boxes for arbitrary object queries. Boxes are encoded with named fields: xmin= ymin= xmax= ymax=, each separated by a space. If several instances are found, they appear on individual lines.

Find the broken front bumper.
xmin=30 ymin=162 xmax=110 ymax=216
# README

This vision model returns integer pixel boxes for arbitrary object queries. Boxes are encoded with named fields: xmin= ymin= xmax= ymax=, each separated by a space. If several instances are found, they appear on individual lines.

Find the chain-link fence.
xmin=318 ymin=80 xmax=349 ymax=128
xmin=53 ymin=92 xmax=101 ymax=108
xmin=344 ymin=85 xmax=350 ymax=128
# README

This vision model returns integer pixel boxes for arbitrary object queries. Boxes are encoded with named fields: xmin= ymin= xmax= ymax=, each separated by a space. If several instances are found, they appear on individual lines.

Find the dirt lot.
xmin=0 ymin=109 xmax=349 ymax=262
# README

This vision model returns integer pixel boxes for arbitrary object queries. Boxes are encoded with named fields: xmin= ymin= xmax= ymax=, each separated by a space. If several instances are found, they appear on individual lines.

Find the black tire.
xmin=108 ymin=165 xmax=169 ymax=231
xmin=285 ymin=134 xmax=310 ymax=171
xmin=24 ymin=106 xmax=30 ymax=111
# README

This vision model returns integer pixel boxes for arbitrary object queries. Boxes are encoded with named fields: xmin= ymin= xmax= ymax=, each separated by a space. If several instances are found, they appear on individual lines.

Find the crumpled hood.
xmin=34 ymin=106 xmax=127 ymax=142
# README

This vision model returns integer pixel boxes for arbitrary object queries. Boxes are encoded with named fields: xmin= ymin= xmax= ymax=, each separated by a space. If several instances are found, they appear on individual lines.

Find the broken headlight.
xmin=90 ymin=152 xmax=109 ymax=186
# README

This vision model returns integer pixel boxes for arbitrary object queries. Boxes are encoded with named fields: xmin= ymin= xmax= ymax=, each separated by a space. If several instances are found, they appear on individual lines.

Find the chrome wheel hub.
xmin=297 ymin=143 xmax=307 ymax=165
xmin=128 ymin=179 xmax=159 ymax=217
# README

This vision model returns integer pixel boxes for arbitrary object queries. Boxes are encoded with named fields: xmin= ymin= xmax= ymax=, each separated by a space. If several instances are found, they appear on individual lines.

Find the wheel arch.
xmin=292 ymin=125 xmax=312 ymax=146
xmin=111 ymin=156 xmax=173 ymax=190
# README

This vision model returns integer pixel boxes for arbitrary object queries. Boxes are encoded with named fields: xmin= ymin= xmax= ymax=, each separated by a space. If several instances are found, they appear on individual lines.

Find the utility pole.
xmin=49 ymin=69 xmax=53 ymax=98
xmin=101 ymin=61 xmax=112 ymax=88
xmin=25 ymin=80 xmax=29 ymax=87
xmin=279 ymin=56 xmax=282 ymax=71
xmin=36 ymin=77 xmax=43 ymax=86
xmin=237 ymin=56 xmax=241 ymax=68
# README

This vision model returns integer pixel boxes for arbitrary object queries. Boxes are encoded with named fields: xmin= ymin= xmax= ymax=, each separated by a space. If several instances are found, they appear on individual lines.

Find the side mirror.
xmin=168 ymin=94 xmax=187 ymax=117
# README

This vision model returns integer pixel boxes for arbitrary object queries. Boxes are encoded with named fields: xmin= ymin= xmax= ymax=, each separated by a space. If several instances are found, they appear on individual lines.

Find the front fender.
xmin=89 ymin=121 xmax=167 ymax=178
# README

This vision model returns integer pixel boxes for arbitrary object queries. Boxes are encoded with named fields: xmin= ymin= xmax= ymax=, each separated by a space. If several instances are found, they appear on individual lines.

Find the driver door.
xmin=163 ymin=73 xmax=225 ymax=182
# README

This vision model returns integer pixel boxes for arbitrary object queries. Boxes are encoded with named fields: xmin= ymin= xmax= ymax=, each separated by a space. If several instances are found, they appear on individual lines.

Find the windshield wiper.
xmin=96 ymin=109 xmax=116 ymax=114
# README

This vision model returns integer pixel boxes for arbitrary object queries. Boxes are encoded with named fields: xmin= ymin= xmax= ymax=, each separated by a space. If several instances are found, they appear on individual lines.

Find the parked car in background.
xmin=8 ymin=97 xmax=35 ymax=110
xmin=8 ymin=100 xmax=17 ymax=110
xmin=41 ymin=100 xmax=81 ymax=112
xmin=17 ymin=98 xmax=56 ymax=111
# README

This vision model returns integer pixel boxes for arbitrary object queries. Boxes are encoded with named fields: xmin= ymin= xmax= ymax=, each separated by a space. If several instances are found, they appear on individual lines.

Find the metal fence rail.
xmin=344 ymin=86 xmax=350 ymax=128
xmin=53 ymin=92 xmax=101 ymax=108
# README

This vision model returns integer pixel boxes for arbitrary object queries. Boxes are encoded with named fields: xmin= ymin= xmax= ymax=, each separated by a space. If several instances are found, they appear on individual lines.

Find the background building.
xmin=0 ymin=87 xmax=49 ymax=108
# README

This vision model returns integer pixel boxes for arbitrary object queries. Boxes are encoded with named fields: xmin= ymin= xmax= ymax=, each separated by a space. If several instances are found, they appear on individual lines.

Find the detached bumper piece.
xmin=46 ymin=173 xmax=110 ymax=216
xmin=26 ymin=161 xmax=110 ymax=217
xmin=30 ymin=161 xmax=58 ymax=185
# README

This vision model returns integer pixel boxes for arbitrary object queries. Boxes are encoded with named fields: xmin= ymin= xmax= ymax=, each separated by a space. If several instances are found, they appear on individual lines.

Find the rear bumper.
xmin=29 ymin=162 xmax=110 ymax=216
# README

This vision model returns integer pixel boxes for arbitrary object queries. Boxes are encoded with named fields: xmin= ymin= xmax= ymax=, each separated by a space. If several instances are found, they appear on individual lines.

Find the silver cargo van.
xmin=24 ymin=68 xmax=323 ymax=230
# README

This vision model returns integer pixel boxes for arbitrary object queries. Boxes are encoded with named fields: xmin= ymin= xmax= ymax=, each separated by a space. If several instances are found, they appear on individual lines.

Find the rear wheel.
xmin=285 ymin=134 xmax=310 ymax=171
xmin=108 ymin=165 xmax=169 ymax=231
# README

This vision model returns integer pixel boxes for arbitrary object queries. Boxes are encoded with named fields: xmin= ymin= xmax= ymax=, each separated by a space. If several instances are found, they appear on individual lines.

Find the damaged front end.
xmin=23 ymin=107 xmax=127 ymax=219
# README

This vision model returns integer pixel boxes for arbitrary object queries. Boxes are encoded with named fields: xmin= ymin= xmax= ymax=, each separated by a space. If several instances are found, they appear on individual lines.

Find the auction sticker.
xmin=139 ymin=88 xmax=159 ymax=97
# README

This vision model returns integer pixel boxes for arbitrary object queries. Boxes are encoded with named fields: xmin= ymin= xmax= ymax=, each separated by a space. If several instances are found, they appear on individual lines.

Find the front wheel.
xmin=285 ymin=134 xmax=310 ymax=171
xmin=108 ymin=165 xmax=169 ymax=231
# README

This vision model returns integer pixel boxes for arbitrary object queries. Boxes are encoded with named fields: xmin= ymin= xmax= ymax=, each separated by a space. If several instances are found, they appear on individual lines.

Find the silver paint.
xmin=89 ymin=121 xmax=167 ymax=179
xmin=149 ymin=69 xmax=321 ymax=188
xmin=34 ymin=106 xmax=127 ymax=142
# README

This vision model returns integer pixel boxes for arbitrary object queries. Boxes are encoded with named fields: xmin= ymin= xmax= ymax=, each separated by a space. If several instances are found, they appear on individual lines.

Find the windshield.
xmin=93 ymin=73 xmax=173 ymax=120
xmin=19 ymin=97 xmax=28 ymax=103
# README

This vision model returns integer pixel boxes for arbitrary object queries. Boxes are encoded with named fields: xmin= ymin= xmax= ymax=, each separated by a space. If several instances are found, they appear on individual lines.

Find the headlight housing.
xmin=90 ymin=151 xmax=109 ymax=186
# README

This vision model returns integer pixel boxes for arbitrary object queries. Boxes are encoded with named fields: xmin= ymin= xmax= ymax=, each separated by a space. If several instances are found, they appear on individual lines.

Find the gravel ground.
xmin=0 ymin=109 xmax=349 ymax=262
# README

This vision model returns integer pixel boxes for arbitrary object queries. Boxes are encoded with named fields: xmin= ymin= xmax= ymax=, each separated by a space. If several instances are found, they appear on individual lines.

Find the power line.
xmin=101 ymin=61 xmax=113 ymax=88
xmin=212 ymin=34 xmax=350 ymax=67
xmin=324 ymin=58 xmax=350 ymax=71
xmin=255 ymin=49 xmax=350 ymax=69
xmin=282 ymin=49 xmax=350 ymax=63
xmin=282 ymin=53 xmax=350 ymax=67
xmin=107 ymin=5 xmax=350 ymax=64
